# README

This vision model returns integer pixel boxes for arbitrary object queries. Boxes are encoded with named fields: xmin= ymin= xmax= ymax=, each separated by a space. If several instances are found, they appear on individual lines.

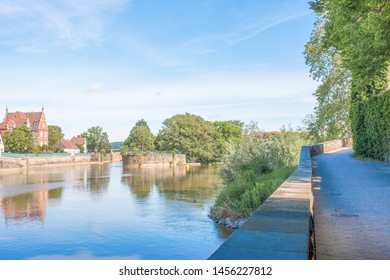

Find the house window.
xmin=8 ymin=126 xmax=14 ymax=132
xmin=34 ymin=123 xmax=38 ymax=128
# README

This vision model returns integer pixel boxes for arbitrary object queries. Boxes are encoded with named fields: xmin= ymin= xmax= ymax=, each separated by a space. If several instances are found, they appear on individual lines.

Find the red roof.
xmin=70 ymin=136 xmax=86 ymax=145
xmin=0 ymin=110 xmax=45 ymax=132
xmin=0 ymin=111 xmax=28 ymax=129
xmin=24 ymin=112 xmax=43 ymax=131
xmin=59 ymin=139 xmax=79 ymax=150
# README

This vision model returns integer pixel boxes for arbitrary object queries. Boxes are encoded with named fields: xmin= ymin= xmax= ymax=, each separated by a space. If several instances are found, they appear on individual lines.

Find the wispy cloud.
xmin=230 ymin=12 xmax=311 ymax=44
xmin=181 ymin=11 xmax=310 ymax=56
xmin=86 ymin=83 xmax=113 ymax=93
xmin=0 ymin=0 xmax=131 ymax=52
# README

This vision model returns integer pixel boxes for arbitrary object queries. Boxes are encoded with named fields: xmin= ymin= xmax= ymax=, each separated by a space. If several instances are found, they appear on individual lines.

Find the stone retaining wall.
xmin=0 ymin=155 xmax=91 ymax=169
xmin=310 ymin=138 xmax=352 ymax=156
xmin=123 ymin=153 xmax=186 ymax=166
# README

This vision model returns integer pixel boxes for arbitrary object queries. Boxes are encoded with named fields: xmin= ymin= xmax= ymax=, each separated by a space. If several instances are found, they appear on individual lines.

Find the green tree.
xmin=48 ymin=125 xmax=64 ymax=152
xmin=306 ymin=0 xmax=389 ymax=159
xmin=212 ymin=120 xmax=243 ymax=162
xmin=304 ymin=2 xmax=353 ymax=141
xmin=76 ymin=143 xmax=85 ymax=153
xmin=155 ymin=113 xmax=216 ymax=163
xmin=135 ymin=119 xmax=149 ymax=128
xmin=82 ymin=126 xmax=111 ymax=155
xmin=3 ymin=125 xmax=34 ymax=153
xmin=124 ymin=120 xmax=155 ymax=153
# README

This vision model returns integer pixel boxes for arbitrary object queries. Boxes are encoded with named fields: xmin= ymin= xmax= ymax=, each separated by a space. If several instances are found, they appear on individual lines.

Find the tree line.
xmin=121 ymin=113 xmax=243 ymax=164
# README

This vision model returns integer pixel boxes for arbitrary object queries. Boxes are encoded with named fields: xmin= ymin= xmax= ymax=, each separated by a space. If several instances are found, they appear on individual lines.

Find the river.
xmin=0 ymin=163 xmax=233 ymax=260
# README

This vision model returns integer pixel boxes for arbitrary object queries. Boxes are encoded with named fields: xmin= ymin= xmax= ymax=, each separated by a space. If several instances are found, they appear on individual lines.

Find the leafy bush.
xmin=211 ymin=123 xmax=311 ymax=224
xmin=211 ymin=166 xmax=296 ymax=221
xmin=351 ymin=90 xmax=390 ymax=161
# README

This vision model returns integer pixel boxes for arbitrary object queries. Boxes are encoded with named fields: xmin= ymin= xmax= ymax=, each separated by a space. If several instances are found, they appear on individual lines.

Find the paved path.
xmin=312 ymin=148 xmax=390 ymax=259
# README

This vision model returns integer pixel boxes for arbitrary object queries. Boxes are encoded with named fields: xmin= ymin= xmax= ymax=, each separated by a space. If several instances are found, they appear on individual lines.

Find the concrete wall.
xmin=111 ymin=152 xmax=122 ymax=162
xmin=123 ymin=153 xmax=186 ymax=166
xmin=0 ymin=155 xmax=91 ymax=169
xmin=209 ymin=138 xmax=353 ymax=260
xmin=310 ymin=138 xmax=352 ymax=156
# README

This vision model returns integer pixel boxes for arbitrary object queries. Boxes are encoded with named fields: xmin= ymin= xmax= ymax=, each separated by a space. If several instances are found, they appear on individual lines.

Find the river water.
xmin=0 ymin=163 xmax=233 ymax=260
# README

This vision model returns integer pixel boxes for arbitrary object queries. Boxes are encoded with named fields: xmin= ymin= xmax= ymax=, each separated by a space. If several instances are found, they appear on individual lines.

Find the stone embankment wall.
xmin=310 ymin=138 xmax=353 ymax=156
xmin=0 ymin=155 xmax=91 ymax=169
xmin=123 ymin=153 xmax=186 ymax=166
xmin=209 ymin=138 xmax=352 ymax=260
xmin=111 ymin=152 xmax=122 ymax=162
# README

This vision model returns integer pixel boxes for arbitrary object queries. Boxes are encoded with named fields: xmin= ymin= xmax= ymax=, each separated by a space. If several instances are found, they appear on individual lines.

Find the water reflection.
xmin=0 ymin=163 xmax=233 ymax=259
xmin=0 ymin=188 xmax=63 ymax=224
xmin=122 ymin=165 xmax=223 ymax=206
xmin=82 ymin=164 xmax=111 ymax=198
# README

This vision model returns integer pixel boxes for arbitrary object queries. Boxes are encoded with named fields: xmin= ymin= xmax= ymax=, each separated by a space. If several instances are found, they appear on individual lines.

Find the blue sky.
xmin=0 ymin=0 xmax=317 ymax=141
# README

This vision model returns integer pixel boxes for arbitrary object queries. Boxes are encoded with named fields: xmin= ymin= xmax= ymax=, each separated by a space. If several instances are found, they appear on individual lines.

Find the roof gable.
xmin=59 ymin=139 xmax=79 ymax=150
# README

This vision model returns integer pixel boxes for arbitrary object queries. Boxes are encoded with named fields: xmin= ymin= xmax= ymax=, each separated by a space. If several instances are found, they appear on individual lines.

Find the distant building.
xmin=0 ymin=107 xmax=48 ymax=146
xmin=59 ymin=139 xmax=80 ymax=155
xmin=58 ymin=135 xmax=87 ymax=155
xmin=70 ymin=135 xmax=87 ymax=153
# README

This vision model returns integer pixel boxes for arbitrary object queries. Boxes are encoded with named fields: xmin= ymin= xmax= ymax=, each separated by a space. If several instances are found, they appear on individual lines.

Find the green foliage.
xmin=211 ymin=166 xmax=296 ymax=220
xmin=218 ymin=123 xmax=295 ymax=184
xmin=76 ymin=143 xmax=85 ymax=153
xmin=307 ymin=0 xmax=389 ymax=159
xmin=3 ymin=125 xmax=34 ymax=153
xmin=211 ymin=123 xmax=310 ymax=222
xmin=31 ymin=145 xmax=42 ymax=154
xmin=120 ymin=145 xmax=132 ymax=158
xmin=212 ymin=120 xmax=243 ymax=162
xmin=310 ymin=0 xmax=389 ymax=94
xmin=304 ymin=4 xmax=352 ymax=141
xmin=155 ymin=113 xmax=216 ymax=163
xmin=351 ymin=91 xmax=390 ymax=160
xmin=124 ymin=120 xmax=155 ymax=153
xmin=48 ymin=125 xmax=64 ymax=151
xmin=135 ymin=119 xmax=149 ymax=128
xmin=41 ymin=144 xmax=49 ymax=153
xmin=82 ymin=126 xmax=111 ymax=155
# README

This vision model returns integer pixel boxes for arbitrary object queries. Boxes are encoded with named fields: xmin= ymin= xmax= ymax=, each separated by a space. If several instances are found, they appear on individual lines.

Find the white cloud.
xmin=0 ymin=0 xmax=131 ymax=51
xmin=180 ymin=11 xmax=311 ymax=56
xmin=87 ymin=83 xmax=112 ymax=93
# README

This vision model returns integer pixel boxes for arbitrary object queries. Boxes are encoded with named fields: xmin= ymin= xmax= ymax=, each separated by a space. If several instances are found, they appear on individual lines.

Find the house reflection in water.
xmin=0 ymin=187 xmax=63 ymax=224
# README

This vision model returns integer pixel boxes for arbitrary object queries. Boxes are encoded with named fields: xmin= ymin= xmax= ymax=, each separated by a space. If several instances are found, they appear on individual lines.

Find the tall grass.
xmin=210 ymin=166 xmax=296 ymax=221
xmin=210 ymin=123 xmax=311 ymax=224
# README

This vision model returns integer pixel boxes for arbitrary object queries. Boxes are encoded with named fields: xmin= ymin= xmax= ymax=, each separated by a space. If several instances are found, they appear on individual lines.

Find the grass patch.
xmin=210 ymin=165 xmax=297 ymax=222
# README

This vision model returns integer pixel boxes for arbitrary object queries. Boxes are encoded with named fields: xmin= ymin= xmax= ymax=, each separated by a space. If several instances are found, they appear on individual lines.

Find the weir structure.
xmin=208 ymin=138 xmax=352 ymax=260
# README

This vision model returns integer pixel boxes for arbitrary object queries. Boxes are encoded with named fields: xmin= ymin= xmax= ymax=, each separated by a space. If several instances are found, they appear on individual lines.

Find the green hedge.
xmin=351 ymin=90 xmax=390 ymax=161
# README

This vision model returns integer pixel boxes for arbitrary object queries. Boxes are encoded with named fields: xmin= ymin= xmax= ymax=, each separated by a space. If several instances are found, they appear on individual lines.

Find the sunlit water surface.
xmin=0 ymin=163 xmax=233 ymax=259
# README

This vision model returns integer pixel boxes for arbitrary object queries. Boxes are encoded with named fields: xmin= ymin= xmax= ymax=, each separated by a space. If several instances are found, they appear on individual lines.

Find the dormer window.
xmin=34 ymin=123 xmax=39 ymax=128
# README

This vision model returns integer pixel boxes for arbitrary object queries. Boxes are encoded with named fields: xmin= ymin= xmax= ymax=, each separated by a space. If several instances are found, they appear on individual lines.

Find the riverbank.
xmin=0 ymin=154 xmax=92 ymax=169
xmin=209 ymin=165 xmax=297 ymax=228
